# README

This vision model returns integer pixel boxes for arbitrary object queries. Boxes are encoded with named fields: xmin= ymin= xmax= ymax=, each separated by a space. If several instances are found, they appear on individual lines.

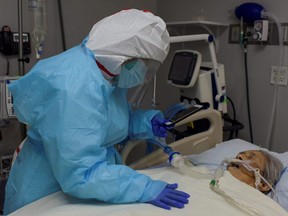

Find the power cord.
xmin=243 ymin=35 xmax=254 ymax=143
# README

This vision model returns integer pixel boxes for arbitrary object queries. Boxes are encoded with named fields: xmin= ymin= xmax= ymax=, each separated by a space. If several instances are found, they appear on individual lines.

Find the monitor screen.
xmin=168 ymin=50 xmax=201 ymax=87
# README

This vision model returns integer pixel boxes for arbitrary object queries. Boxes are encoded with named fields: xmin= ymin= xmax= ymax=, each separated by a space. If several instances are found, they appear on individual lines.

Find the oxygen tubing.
xmin=261 ymin=11 xmax=284 ymax=149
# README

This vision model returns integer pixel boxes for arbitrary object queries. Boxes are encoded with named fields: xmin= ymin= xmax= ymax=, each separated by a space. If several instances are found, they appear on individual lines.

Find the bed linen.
xmin=9 ymin=165 xmax=288 ymax=216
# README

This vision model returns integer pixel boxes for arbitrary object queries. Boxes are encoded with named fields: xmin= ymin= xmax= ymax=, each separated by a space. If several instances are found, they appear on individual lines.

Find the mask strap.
xmin=96 ymin=60 xmax=117 ymax=78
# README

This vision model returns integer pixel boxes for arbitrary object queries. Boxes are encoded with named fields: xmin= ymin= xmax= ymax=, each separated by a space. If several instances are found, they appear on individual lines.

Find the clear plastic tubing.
xmin=170 ymin=153 xmax=212 ymax=179
xmin=148 ymin=138 xmax=211 ymax=179
xmin=261 ymin=11 xmax=284 ymax=149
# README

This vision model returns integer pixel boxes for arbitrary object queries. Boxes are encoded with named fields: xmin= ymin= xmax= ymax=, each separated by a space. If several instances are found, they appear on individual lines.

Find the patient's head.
xmin=227 ymin=150 xmax=283 ymax=193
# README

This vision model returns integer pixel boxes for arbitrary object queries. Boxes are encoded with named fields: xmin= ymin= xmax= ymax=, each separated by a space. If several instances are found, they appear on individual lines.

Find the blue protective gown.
xmin=4 ymin=40 xmax=167 ymax=214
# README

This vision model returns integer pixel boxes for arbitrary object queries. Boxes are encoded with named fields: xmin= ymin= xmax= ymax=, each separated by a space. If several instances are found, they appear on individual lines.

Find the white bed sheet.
xmin=9 ymin=166 xmax=288 ymax=216
xmin=187 ymin=138 xmax=288 ymax=211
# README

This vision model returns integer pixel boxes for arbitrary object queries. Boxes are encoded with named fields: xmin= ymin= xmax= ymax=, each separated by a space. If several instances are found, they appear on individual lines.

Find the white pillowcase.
xmin=186 ymin=138 xmax=288 ymax=212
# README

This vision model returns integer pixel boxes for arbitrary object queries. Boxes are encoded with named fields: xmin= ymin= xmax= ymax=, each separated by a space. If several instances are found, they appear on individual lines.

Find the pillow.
xmin=186 ymin=139 xmax=262 ymax=169
xmin=186 ymin=138 xmax=288 ymax=212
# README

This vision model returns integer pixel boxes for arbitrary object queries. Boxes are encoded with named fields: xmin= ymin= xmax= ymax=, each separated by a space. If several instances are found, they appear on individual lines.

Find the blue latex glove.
xmin=151 ymin=115 xmax=174 ymax=138
xmin=148 ymin=183 xmax=190 ymax=210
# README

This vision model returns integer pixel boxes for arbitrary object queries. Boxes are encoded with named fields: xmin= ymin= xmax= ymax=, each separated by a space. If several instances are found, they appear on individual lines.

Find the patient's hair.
xmin=260 ymin=150 xmax=283 ymax=189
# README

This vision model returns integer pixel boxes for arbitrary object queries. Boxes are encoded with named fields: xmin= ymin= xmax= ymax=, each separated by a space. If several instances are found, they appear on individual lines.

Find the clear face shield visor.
xmin=125 ymin=59 xmax=161 ymax=109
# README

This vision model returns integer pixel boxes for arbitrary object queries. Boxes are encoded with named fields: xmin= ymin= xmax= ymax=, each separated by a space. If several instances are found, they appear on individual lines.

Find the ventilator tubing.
xmin=148 ymin=137 xmax=211 ymax=179
xmin=170 ymin=153 xmax=212 ymax=179
xmin=215 ymin=158 xmax=276 ymax=195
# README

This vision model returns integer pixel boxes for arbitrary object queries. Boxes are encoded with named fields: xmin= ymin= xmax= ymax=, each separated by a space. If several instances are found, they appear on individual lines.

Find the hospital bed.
xmin=121 ymin=109 xmax=223 ymax=169
xmin=8 ymin=109 xmax=288 ymax=216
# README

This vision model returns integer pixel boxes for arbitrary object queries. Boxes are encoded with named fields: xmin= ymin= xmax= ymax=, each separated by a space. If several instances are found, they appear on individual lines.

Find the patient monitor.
xmin=168 ymin=50 xmax=202 ymax=88
xmin=0 ymin=76 xmax=19 ymax=119
xmin=167 ymin=50 xmax=226 ymax=113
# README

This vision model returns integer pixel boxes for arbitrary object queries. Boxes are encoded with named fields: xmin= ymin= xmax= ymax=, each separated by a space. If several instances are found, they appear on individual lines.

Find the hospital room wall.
xmin=0 ymin=0 xmax=158 ymax=156
xmin=157 ymin=0 xmax=288 ymax=152
xmin=0 ymin=0 xmax=158 ymax=75
xmin=1 ymin=0 xmax=287 ymax=155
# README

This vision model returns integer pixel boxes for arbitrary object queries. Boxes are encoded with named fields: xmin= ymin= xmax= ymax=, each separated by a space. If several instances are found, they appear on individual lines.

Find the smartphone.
xmin=165 ymin=105 xmax=204 ymax=126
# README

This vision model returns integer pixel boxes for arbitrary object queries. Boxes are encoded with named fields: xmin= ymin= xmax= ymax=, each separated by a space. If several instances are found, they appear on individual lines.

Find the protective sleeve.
xmin=8 ymin=49 xmax=167 ymax=204
xmin=128 ymin=109 xmax=163 ymax=140
xmin=41 ymin=83 xmax=166 ymax=203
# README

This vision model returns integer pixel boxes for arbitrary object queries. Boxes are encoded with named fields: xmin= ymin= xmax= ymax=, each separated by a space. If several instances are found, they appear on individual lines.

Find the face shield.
xmin=126 ymin=60 xmax=161 ymax=109
xmin=117 ymin=59 xmax=149 ymax=89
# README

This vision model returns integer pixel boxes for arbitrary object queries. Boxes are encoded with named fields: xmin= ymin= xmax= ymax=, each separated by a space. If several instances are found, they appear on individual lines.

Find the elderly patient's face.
xmin=227 ymin=150 xmax=267 ymax=190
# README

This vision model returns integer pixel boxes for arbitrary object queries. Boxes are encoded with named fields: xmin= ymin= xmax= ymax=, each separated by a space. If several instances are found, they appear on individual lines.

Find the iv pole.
xmin=17 ymin=0 xmax=25 ymax=76
xmin=17 ymin=0 xmax=27 ymax=139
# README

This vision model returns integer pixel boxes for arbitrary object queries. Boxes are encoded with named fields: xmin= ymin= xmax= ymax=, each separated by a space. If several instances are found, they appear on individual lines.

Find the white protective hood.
xmin=86 ymin=9 xmax=170 ymax=77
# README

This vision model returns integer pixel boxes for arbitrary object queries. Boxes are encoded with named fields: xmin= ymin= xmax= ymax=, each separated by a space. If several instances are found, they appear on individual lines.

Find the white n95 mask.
xmin=118 ymin=59 xmax=147 ymax=88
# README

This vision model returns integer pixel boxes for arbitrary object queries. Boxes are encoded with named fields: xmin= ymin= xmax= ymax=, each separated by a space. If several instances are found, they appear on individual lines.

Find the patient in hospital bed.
xmin=226 ymin=149 xmax=283 ymax=194
xmin=186 ymin=139 xmax=288 ymax=212
xmin=8 ymin=139 xmax=288 ymax=216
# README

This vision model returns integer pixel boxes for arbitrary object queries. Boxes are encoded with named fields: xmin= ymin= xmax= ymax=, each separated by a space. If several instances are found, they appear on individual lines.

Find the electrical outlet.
xmin=229 ymin=25 xmax=240 ymax=43
xmin=278 ymin=67 xmax=288 ymax=86
xmin=270 ymin=66 xmax=278 ymax=84
xmin=270 ymin=66 xmax=288 ymax=86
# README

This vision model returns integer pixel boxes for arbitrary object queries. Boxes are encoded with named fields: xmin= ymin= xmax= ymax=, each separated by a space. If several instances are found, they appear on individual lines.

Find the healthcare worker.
xmin=4 ymin=9 xmax=190 ymax=214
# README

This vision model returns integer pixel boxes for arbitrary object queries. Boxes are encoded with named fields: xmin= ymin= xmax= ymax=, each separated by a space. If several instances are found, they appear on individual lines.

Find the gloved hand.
xmin=148 ymin=183 xmax=190 ymax=210
xmin=151 ymin=115 xmax=174 ymax=138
